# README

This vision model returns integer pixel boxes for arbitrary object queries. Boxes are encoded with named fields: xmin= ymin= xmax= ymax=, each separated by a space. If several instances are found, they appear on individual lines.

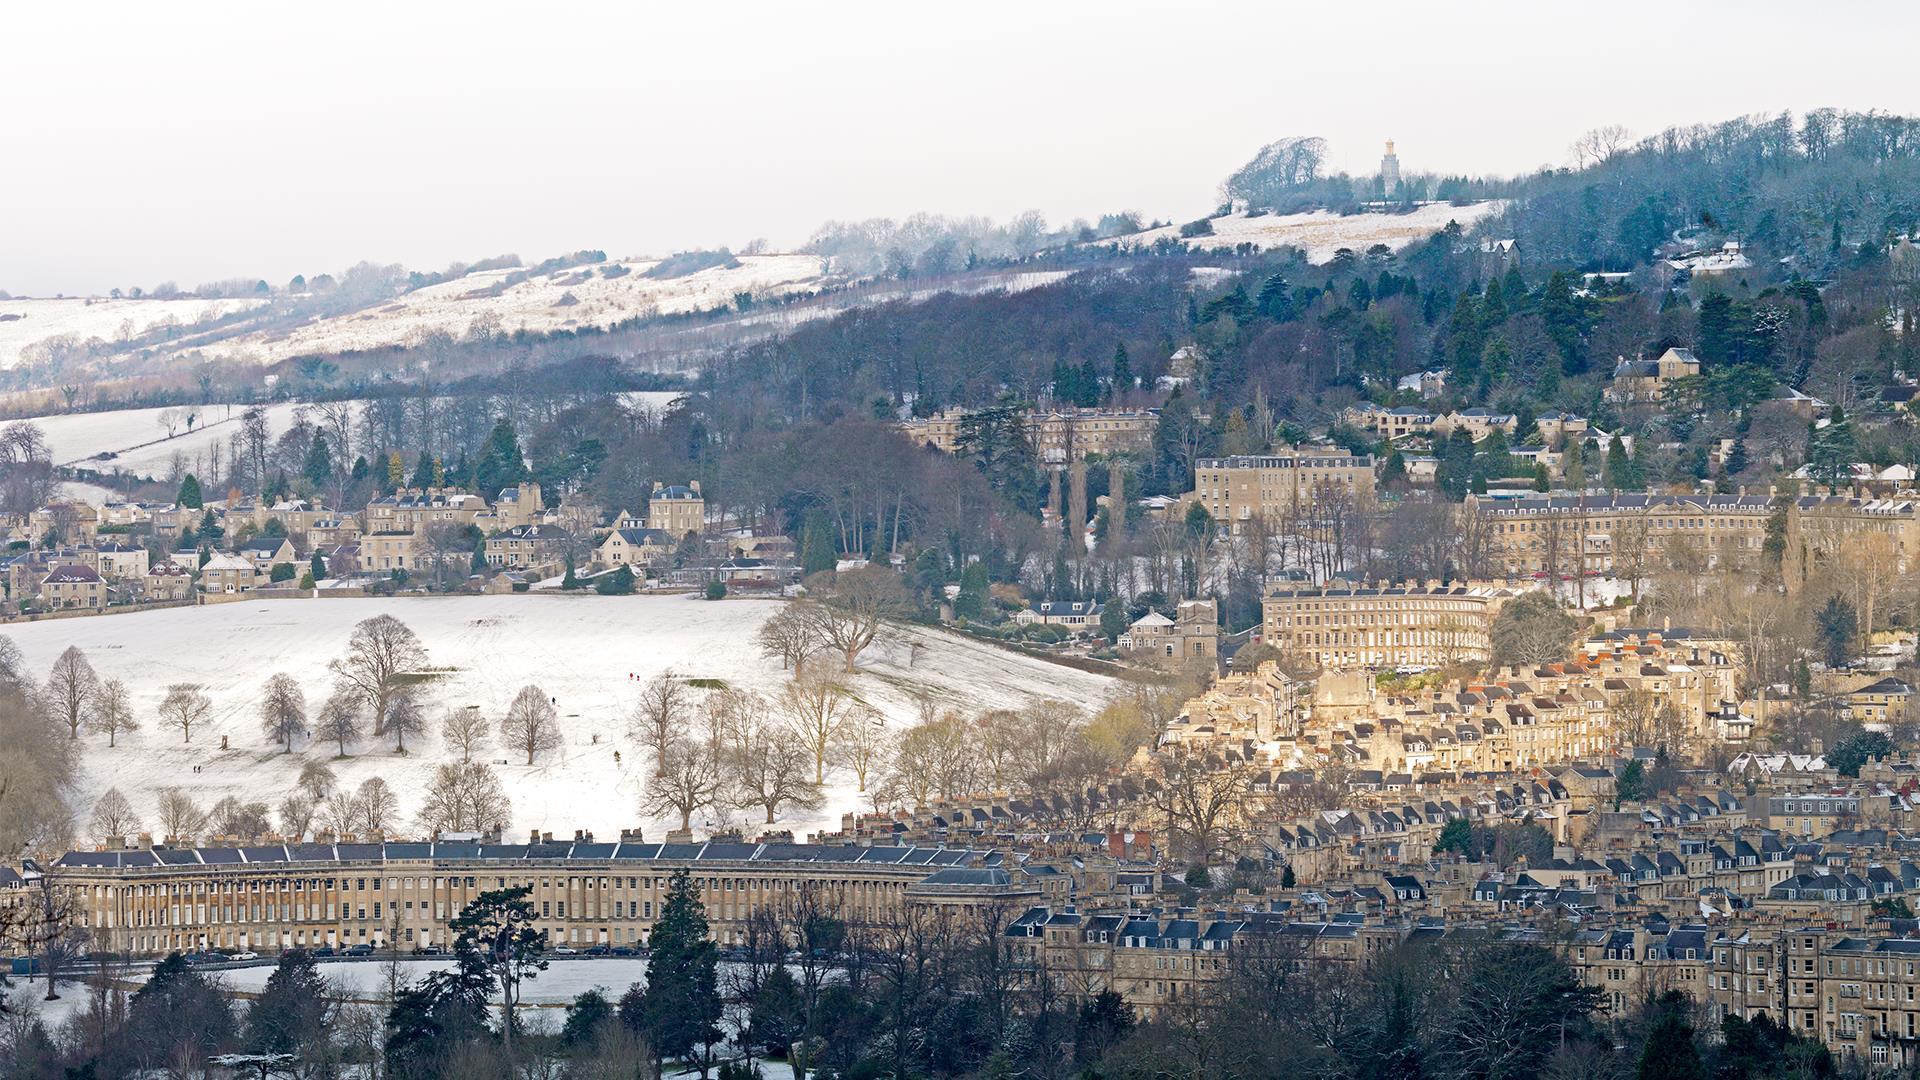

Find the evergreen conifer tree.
xmin=638 ymin=869 xmax=722 ymax=1070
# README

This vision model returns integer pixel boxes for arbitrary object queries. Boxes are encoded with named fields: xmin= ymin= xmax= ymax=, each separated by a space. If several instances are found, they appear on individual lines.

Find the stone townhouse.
xmin=142 ymin=562 xmax=193 ymax=602
xmin=89 ymin=542 xmax=150 ymax=580
xmin=198 ymin=553 xmax=259 ymax=594
xmin=597 ymin=526 xmax=677 ymax=569
xmin=235 ymin=535 xmax=299 ymax=576
xmin=40 ymin=564 xmax=106 ymax=610
xmin=1027 ymin=407 xmax=1162 ymax=464
xmin=1004 ymin=907 xmax=1384 ymax=1019
xmin=479 ymin=482 xmax=545 ymax=532
xmin=26 ymin=500 xmax=100 ymax=544
xmin=50 ymin=837 xmax=1030 ymax=956
xmin=234 ymin=498 xmax=344 ymax=539
xmin=1260 ymin=583 xmax=1513 ymax=671
xmin=485 ymin=524 xmax=572 ymax=571
xmin=1474 ymin=492 xmax=1920 ymax=581
xmin=364 ymin=487 xmax=488 ymax=534
xmin=646 ymin=482 xmax=706 ymax=537
xmin=359 ymin=531 xmax=418 ymax=574
xmin=1343 ymin=403 xmax=1438 ymax=441
xmin=306 ymin=515 xmax=362 ymax=548
xmin=1605 ymin=347 xmax=1700 ymax=406
xmin=1844 ymin=677 xmax=1914 ymax=729
xmin=1118 ymin=599 xmax=1219 ymax=662
xmin=1014 ymin=599 xmax=1104 ymax=629
xmin=1192 ymin=447 xmax=1377 ymax=533
xmin=1431 ymin=407 xmax=1518 ymax=441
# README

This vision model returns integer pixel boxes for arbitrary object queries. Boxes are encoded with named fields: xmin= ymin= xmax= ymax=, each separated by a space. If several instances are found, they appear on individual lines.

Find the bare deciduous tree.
xmin=499 ymin=685 xmax=561 ymax=765
xmin=87 ymin=787 xmax=138 ymax=843
xmin=441 ymin=706 xmax=490 ymax=763
xmin=358 ymin=776 xmax=399 ymax=833
xmin=210 ymin=795 xmax=272 ymax=838
xmin=85 ymin=678 xmax=138 ymax=747
xmin=416 ymin=762 xmax=511 ymax=835
xmin=297 ymin=760 xmax=336 ymax=802
xmin=628 ymin=669 xmax=689 ymax=755
xmin=155 ymin=787 xmax=208 ymax=842
xmin=641 ymin=715 xmax=723 ymax=834
xmin=795 ymin=567 xmax=911 ymax=673
xmin=385 ymin=685 xmax=427 ymax=753
xmin=259 ymin=673 xmax=309 ymax=753
xmin=1570 ymin=124 xmax=1634 ymax=168
xmin=159 ymin=683 xmax=212 ymax=744
xmin=1148 ymin=745 xmax=1254 ymax=864
xmin=44 ymin=646 xmax=99 ymax=740
xmin=321 ymin=791 xmax=364 ymax=836
xmin=780 ymin=662 xmax=853 ymax=784
xmin=329 ymin=614 xmax=427 ymax=736
xmin=317 ymin=685 xmax=364 ymax=756
xmin=755 ymin=605 xmax=818 ymax=673
xmin=715 ymin=690 xmax=822 ymax=824
xmin=831 ymin=703 xmax=890 ymax=793
xmin=278 ymin=792 xmax=317 ymax=839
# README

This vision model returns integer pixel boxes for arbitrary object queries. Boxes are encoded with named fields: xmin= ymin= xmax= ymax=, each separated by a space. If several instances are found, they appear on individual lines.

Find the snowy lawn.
xmin=4 ymin=594 xmax=1115 ymax=840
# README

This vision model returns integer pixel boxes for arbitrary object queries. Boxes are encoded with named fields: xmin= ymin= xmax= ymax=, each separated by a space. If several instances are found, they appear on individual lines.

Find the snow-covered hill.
xmin=0 ymin=296 xmax=264 ymax=370
xmin=0 ymin=255 xmax=838 ymax=377
xmin=1112 ymin=201 xmax=1505 ymax=261
xmin=20 ymin=391 xmax=684 ymax=481
xmin=2 ymin=595 xmax=1116 ymax=842
xmin=191 ymin=254 xmax=832 ymax=366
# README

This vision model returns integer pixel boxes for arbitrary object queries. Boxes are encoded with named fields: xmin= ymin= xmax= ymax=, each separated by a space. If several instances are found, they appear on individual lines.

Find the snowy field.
xmin=0 ymin=296 xmax=264 ymax=369
xmin=1 ymin=595 xmax=1115 ymax=843
xmin=191 ymin=255 xmax=832 ymax=367
xmin=14 ymin=391 xmax=683 ymax=480
xmin=1111 ymin=201 xmax=1505 ymax=261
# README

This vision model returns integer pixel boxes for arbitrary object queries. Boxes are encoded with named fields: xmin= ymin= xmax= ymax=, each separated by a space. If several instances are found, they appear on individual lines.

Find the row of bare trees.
xmin=634 ymin=668 xmax=887 ymax=830
xmin=86 ymin=769 xmax=402 ymax=846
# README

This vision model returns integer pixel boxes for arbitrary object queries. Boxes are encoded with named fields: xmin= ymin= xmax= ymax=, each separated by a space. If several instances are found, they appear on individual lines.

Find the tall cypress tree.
xmin=800 ymin=511 xmax=837 ymax=576
xmin=638 ymin=869 xmax=722 ymax=1072
xmin=302 ymin=434 xmax=332 ymax=487
xmin=475 ymin=420 xmax=528 ymax=494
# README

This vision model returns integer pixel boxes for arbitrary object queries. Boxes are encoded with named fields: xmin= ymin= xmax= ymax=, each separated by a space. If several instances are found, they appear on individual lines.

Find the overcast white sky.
xmin=5 ymin=1 xmax=1920 ymax=297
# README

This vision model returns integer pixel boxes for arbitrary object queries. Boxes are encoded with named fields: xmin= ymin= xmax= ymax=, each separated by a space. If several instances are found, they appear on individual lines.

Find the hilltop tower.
xmin=1379 ymin=139 xmax=1401 ymax=196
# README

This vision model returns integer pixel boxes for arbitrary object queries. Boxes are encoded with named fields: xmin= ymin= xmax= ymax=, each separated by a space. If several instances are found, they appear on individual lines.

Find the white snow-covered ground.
xmin=183 ymin=255 xmax=831 ymax=368
xmin=0 ymin=296 xmax=265 ymax=369
xmin=185 ymin=956 xmax=656 ymax=1005
xmin=2 ymin=595 xmax=1114 ymax=843
xmin=1111 ymin=201 xmax=1505 ymax=262
xmin=15 ymin=391 xmax=684 ymax=480
xmin=0 ymin=255 xmax=832 ymax=374
xmin=21 ymin=401 xmax=294 ymax=470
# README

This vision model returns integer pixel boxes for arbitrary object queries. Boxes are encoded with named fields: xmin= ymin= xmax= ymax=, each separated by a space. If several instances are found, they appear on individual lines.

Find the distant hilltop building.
xmin=1379 ymin=139 xmax=1401 ymax=192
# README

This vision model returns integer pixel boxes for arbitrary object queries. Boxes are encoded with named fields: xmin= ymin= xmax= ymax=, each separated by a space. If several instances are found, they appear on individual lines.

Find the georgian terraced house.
xmin=1261 ymin=583 xmax=1513 ymax=670
xmin=51 ymin=837 xmax=1050 ymax=957
xmin=1191 ymin=446 xmax=1377 ymax=532
xmin=1472 ymin=492 xmax=1920 ymax=581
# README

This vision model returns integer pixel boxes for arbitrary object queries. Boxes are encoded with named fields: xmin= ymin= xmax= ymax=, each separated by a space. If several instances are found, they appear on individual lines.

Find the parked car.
xmin=550 ymin=946 xmax=579 ymax=956
xmin=232 ymin=951 xmax=258 ymax=961
xmin=345 ymin=944 xmax=373 ymax=957
xmin=311 ymin=947 xmax=335 ymax=958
